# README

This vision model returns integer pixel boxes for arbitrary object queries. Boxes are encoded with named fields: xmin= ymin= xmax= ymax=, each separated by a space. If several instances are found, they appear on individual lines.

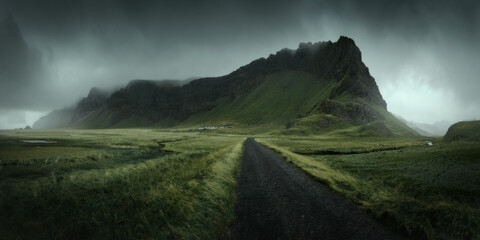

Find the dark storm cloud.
xmin=6 ymin=0 xmax=300 ymax=45
xmin=0 ymin=0 xmax=479 ymax=128
xmin=0 ymin=13 xmax=47 ymax=109
xmin=0 ymin=0 xmax=310 ymax=113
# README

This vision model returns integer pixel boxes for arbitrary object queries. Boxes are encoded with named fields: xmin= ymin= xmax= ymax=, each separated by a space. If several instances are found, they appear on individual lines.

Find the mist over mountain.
xmin=34 ymin=37 xmax=417 ymax=137
xmin=0 ymin=13 xmax=45 ymax=109
xmin=1 ymin=0 xmax=479 ymax=129
xmin=394 ymin=114 xmax=452 ymax=136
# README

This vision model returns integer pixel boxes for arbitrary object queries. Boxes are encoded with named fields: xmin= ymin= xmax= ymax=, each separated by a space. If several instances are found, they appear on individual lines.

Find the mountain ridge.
xmin=34 ymin=36 xmax=417 ymax=137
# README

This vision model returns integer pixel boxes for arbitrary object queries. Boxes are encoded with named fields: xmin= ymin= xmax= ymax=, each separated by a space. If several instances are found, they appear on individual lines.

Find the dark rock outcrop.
xmin=318 ymin=99 xmax=384 ymax=125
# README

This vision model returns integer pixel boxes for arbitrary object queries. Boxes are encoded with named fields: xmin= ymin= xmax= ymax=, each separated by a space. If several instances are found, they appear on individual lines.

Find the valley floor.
xmin=0 ymin=128 xmax=479 ymax=239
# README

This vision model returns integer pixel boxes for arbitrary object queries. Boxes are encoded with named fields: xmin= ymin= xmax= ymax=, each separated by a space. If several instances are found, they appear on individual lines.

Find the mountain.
xmin=409 ymin=120 xmax=451 ymax=136
xmin=34 ymin=36 xmax=418 ymax=137
xmin=432 ymin=120 xmax=454 ymax=135
xmin=444 ymin=121 xmax=480 ymax=141
xmin=394 ymin=114 xmax=451 ymax=136
xmin=33 ymin=107 xmax=75 ymax=129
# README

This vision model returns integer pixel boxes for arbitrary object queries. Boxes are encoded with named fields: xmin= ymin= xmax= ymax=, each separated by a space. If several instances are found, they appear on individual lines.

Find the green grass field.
xmin=0 ymin=129 xmax=244 ymax=239
xmin=1 ymin=128 xmax=479 ymax=239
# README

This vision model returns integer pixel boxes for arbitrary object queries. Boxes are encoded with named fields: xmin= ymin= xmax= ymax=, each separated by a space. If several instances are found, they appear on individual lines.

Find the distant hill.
xmin=444 ymin=121 xmax=480 ymax=141
xmin=34 ymin=36 xmax=418 ymax=137
xmin=413 ymin=120 xmax=451 ymax=136
xmin=394 ymin=114 xmax=451 ymax=136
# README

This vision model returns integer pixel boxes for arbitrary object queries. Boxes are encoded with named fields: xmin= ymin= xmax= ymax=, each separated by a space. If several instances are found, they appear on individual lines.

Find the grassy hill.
xmin=444 ymin=120 xmax=480 ymax=141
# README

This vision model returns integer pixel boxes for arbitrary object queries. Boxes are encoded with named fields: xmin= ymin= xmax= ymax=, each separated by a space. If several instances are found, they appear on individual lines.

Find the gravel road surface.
xmin=233 ymin=138 xmax=405 ymax=240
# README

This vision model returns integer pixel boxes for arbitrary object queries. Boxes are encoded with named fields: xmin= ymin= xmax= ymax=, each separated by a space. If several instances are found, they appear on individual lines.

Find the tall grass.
xmin=0 ymin=129 xmax=245 ymax=239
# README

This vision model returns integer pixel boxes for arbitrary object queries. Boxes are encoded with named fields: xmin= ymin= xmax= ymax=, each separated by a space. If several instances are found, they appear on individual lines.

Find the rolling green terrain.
xmin=1 ymin=128 xmax=479 ymax=239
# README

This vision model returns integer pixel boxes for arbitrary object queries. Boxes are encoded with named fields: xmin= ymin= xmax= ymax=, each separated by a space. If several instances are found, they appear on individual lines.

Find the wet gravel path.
xmin=233 ymin=138 xmax=405 ymax=240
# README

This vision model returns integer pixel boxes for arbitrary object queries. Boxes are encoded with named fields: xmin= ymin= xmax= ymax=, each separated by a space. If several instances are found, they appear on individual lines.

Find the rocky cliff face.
xmin=73 ymin=88 xmax=110 ymax=122
xmin=232 ymin=36 xmax=386 ymax=108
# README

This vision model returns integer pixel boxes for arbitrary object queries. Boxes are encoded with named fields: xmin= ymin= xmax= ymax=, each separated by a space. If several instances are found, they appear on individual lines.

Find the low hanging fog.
xmin=0 ymin=0 xmax=479 ymax=129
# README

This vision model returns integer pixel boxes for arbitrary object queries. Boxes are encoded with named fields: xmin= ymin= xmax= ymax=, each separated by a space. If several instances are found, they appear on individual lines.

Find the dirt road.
xmin=233 ymin=138 xmax=405 ymax=240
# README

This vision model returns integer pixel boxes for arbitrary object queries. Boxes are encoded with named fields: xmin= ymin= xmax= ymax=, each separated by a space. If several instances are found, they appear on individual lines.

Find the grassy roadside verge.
xmin=256 ymin=137 xmax=480 ymax=239
xmin=162 ymin=137 xmax=245 ymax=239
xmin=0 ymin=129 xmax=245 ymax=239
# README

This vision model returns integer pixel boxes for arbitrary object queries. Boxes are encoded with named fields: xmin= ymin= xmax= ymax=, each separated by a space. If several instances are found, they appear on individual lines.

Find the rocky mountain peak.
xmin=35 ymin=36 xmax=395 ymax=131
xmin=334 ymin=36 xmax=362 ymax=61
xmin=87 ymin=87 xmax=108 ymax=99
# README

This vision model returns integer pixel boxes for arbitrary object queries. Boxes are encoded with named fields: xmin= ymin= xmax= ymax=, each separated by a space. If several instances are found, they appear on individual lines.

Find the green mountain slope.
xmin=34 ymin=36 xmax=418 ymax=137
xmin=183 ymin=71 xmax=335 ymax=125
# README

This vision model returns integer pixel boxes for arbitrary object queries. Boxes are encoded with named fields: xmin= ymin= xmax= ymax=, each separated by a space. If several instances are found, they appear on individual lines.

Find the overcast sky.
xmin=0 ymin=0 xmax=479 ymax=129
